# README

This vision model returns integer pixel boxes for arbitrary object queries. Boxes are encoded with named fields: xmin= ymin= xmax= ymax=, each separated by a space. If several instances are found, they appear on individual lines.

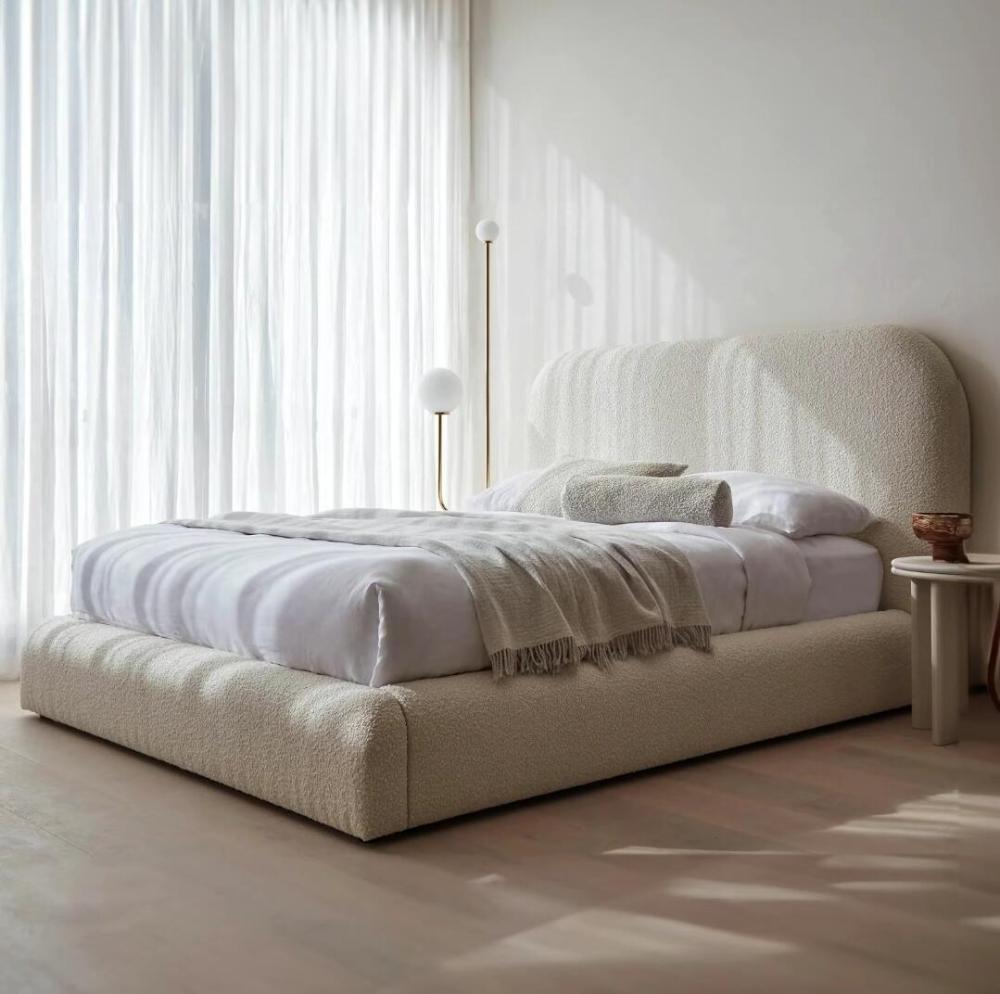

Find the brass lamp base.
xmin=435 ymin=411 xmax=448 ymax=511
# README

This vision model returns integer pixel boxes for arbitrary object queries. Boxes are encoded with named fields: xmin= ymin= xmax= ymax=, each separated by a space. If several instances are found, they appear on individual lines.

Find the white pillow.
xmin=690 ymin=471 xmax=874 ymax=538
xmin=462 ymin=469 xmax=541 ymax=511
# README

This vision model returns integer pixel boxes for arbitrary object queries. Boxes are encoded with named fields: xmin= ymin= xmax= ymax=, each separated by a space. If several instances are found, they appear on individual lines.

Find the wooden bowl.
xmin=912 ymin=512 xmax=973 ymax=563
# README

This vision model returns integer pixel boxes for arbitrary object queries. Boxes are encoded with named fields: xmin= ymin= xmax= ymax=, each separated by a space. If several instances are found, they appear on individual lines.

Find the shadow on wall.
xmin=478 ymin=81 xmax=723 ymax=479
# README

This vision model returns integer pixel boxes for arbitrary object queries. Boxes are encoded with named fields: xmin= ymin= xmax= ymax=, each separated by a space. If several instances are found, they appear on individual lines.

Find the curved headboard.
xmin=527 ymin=326 xmax=970 ymax=612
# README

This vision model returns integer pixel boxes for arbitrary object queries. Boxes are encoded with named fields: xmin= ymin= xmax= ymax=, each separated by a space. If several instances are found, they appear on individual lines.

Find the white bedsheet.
xmin=71 ymin=521 xmax=882 ymax=687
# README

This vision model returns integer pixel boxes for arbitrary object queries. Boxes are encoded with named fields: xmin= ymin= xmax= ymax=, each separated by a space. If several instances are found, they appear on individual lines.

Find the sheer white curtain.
xmin=0 ymin=0 xmax=471 ymax=677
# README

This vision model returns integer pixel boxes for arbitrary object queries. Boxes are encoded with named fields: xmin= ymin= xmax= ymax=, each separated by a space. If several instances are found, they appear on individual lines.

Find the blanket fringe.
xmin=490 ymin=623 xmax=712 ymax=680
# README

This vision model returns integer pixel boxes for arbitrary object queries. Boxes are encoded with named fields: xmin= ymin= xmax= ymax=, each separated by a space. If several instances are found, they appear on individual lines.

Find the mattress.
xmin=71 ymin=519 xmax=882 ymax=687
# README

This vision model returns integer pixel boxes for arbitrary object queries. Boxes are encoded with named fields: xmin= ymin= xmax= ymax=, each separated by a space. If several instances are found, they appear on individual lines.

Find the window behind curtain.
xmin=0 ymin=0 xmax=470 ymax=675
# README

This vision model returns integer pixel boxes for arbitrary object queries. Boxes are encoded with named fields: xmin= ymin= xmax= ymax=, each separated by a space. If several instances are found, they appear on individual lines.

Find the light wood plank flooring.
xmin=3 ymin=681 xmax=1000 ymax=993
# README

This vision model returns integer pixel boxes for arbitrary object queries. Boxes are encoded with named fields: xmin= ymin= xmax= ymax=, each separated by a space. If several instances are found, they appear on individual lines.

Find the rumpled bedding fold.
xmin=174 ymin=509 xmax=711 ymax=678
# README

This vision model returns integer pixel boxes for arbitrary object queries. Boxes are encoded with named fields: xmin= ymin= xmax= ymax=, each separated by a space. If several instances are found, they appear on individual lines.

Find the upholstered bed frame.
xmin=21 ymin=327 xmax=970 ymax=840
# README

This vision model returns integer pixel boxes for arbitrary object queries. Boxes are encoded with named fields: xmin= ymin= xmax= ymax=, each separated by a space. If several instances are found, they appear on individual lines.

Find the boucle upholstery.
xmin=528 ymin=327 xmax=970 ymax=611
xmin=561 ymin=473 xmax=733 ymax=526
xmin=24 ymin=611 xmax=909 ymax=839
xmin=388 ymin=610 xmax=910 ymax=828
xmin=20 ymin=618 xmax=408 ymax=841
xmin=514 ymin=457 xmax=686 ymax=515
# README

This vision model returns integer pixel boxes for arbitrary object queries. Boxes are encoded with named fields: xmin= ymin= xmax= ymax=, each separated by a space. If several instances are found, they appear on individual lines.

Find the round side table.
xmin=891 ymin=555 xmax=1000 ymax=745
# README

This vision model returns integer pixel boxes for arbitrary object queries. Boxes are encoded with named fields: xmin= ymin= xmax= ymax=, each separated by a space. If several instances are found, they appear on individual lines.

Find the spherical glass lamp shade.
xmin=418 ymin=367 xmax=462 ymax=413
xmin=475 ymin=219 xmax=500 ymax=243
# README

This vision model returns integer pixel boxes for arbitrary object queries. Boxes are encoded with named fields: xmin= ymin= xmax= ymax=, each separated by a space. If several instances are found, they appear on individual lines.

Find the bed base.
xmin=21 ymin=613 xmax=910 ymax=841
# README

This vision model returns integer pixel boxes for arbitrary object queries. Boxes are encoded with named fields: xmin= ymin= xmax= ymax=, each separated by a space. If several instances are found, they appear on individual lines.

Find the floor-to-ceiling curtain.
xmin=0 ymin=0 xmax=470 ymax=677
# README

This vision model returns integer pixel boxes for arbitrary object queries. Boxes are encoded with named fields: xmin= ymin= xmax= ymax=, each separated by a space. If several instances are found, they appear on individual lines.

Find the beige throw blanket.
xmin=174 ymin=509 xmax=711 ymax=678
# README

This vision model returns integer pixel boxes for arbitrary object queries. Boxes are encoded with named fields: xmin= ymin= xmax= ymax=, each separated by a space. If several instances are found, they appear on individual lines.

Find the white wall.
xmin=471 ymin=0 xmax=1000 ymax=546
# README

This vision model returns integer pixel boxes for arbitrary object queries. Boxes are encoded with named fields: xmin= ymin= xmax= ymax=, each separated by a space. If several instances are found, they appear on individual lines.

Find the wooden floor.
xmin=3 ymin=683 xmax=1000 ymax=993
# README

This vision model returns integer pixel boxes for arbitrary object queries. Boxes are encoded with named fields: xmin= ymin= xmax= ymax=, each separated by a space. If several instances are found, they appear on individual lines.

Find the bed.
xmin=20 ymin=326 xmax=970 ymax=840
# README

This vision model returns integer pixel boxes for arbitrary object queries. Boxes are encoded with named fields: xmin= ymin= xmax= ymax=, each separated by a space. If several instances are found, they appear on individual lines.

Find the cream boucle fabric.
xmin=20 ymin=618 xmax=408 ymax=840
xmin=562 ymin=473 xmax=733 ymax=526
xmin=527 ymin=327 xmax=970 ymax=611
xmin=513 ymin=457 xmax=686 ymax=515
xmin=389 ymin=610 xmax=910 ymax=829
xmin=24 ymin=611 xmax=908 ymax=839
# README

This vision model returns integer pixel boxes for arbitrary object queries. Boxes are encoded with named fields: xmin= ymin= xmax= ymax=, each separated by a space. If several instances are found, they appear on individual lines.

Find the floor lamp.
xmin=417 ymin=219 xmax=499 ymax=511
xmin=418 ymin=367 xmax=463 ymax=511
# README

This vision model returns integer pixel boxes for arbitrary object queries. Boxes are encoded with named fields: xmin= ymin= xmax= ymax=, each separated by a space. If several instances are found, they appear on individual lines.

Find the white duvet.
xmin=71 ymin=520 xmax=882 ymax=687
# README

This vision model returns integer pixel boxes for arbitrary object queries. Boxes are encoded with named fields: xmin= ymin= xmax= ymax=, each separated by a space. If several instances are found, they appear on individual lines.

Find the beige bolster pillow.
xmin=561 ymin=474 xmax=733 ymax=527
xmin=514 ymin=458 xmax=687 ymax=516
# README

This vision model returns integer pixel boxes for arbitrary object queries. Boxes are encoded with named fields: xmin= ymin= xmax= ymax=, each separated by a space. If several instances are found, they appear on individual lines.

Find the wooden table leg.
xmin=959 ymin=588 xmax=971 ymax=714
xmin=973 ymin=582 xmax=995 ymax=686
xmin=911 ymin=580 xmax=931 ymax=730
xmin=931 ymin=580 xmax=963 ymax=746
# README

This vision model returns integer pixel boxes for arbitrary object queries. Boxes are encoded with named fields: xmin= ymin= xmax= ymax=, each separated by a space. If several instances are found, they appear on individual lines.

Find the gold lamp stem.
xmin=484 ymin=238 xmax=492 ymax=489
xmin=435 ymin=411 xmax=448 ymax=511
